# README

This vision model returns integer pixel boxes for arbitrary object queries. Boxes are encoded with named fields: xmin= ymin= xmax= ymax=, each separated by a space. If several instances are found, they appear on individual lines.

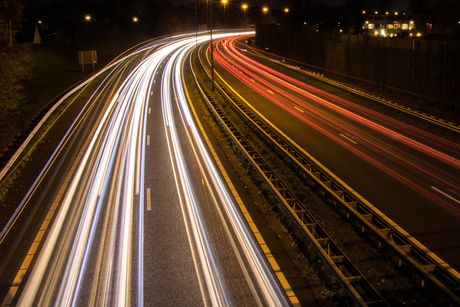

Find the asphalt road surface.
xmin=210 ymin=36 xmax=460 ymax=273
xmin=0 ymin=32 xmax=291 ymax=307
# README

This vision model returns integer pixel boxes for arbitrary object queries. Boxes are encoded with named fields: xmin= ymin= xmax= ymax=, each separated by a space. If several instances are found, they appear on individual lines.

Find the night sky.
xmin=24 ymin=0 xmax=413 ymax=11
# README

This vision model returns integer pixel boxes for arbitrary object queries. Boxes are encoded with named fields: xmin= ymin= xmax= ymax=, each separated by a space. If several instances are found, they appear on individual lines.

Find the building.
xmin=362 ymin=12 xmax=431 ymax=38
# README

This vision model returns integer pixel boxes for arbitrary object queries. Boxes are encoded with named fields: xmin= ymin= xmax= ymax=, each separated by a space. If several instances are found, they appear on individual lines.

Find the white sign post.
xmin=78 ymin=50 xmax=97 ymax=73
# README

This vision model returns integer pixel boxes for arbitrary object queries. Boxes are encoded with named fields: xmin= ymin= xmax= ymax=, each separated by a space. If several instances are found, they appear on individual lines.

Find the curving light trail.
xmin=14 ymin=31 xmax=288 ymax=307
xmin=163 ymin=37 xmax=288 ymax=306
xmin=213 ymin=36 xmax=460 ymax=217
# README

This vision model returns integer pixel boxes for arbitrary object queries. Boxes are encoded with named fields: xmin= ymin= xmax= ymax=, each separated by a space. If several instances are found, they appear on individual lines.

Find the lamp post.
xmin=9 ymin=21 xmax=12 ymax=47
xmin=195 ymin=0 xmax=197 ymax=46
xmin=263 ymin=7 xmax=268 ymax=23
xmin=208 ymin=0 xmax=215 ymax=91
xmin=242 ymin=4 xmax=248 ymax=28
xmin=222 ymin=0 xmax=227 ymax=32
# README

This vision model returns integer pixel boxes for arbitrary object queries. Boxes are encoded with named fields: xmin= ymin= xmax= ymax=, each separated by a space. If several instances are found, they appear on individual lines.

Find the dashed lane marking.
xmin=146 ymin=188 xmax=152 ymax=211
xmin=294 ymin=106 xmax=304 ymax=113
xmin=340 ymin=133 xmax=358 ymax=145
xmin=431 ymin=186 xmax=460 ymax=205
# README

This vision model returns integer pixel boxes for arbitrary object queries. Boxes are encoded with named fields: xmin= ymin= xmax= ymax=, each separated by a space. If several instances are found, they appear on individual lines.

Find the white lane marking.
xmin=340 ymin=133 xmax=358 ymax=145
xmin=294 ymin=106 xmax=304 ymax=113
xmin=146 ymin=188 xmax=151 ymax=211
xmin=431 ymin=186 xmax=460 ymax=205
xmin=147 ymin=135 xmax=150 ymax=146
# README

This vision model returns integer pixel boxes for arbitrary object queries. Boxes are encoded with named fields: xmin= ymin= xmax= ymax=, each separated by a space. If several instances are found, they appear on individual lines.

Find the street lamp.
xmin=263 ymin=6 xmax=268 ymax=23
xmin=133 ymin=17 xmax=138 ymax=22
xmin=242 ymin=4 xmax=248 ymax=28
xmin=207 ymin=0 xmax=215 ymax=91
xmin=284 ymin=8 xmax=289 ymax=24
xmin=85 ymin=15 xmax=91 ymax=21
xmin=222 ymin=0 xmax=227 ymax=32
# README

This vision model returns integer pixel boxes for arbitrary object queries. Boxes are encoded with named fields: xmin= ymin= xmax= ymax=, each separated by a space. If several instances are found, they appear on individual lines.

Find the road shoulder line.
xmin=184 ymin=73 xmax=301 ymax=307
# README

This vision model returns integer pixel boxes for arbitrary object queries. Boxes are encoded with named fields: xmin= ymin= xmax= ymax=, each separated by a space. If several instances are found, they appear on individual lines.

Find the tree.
xmin=0 ymin=0 xmax=23 ymax=49
xmin=0 ymin=52 xmax=32 ymax=118
xmin=0 ymin=0 xmax=33 ymax=121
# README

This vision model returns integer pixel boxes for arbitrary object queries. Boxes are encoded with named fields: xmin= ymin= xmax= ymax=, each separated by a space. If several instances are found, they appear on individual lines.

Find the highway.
xmin=210 ymin=36 xmax=460 ymax=272
xmin=0 ymin=32 xmax=290 ymax=306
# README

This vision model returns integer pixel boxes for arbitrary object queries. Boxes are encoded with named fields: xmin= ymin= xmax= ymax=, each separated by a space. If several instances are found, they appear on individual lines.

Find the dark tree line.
xmin=17 ymin=0 xmax=281 ymax=47
xmin=0 ymin=0 xmax=33 ymax=122
xmin=19 ymin=0 xmax=196 ymax=46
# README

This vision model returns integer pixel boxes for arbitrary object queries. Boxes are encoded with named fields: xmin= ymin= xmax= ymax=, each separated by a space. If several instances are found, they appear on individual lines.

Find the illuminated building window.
xmin=394 ymin=23 xmax=400 ymax=29
xmin=402 ymin=23 xmax=408 ymax=30
xmin=368 ymin=23 xmax=374 ymax=29
xmin=387 ymin=24 xmax=394 ymax=29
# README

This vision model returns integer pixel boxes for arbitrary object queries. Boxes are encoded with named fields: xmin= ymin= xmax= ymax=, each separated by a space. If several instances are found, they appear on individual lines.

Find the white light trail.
xmin=162 ymin=34 xmax=289 ymax=306
xmin=15 ymin=31 xmax=287 ymax=307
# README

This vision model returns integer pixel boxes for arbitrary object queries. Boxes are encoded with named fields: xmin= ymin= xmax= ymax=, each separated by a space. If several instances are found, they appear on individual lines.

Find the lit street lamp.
xmin=242 ymin=4 xmax=248 ymax=28
xmin=222 ymin=0 xmax=227 ymax=32
xmin=263 ymin=6 xmax=268 ymax=23
xmin=284 ymin=7 xmax=289 ymax=23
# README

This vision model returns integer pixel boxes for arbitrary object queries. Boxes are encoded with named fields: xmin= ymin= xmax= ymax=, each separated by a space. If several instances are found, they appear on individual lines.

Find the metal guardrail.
xmin=198 ymin=42 xmax=460 ymax=306
xmin=191 ymin=46 xmax=389 ymax=306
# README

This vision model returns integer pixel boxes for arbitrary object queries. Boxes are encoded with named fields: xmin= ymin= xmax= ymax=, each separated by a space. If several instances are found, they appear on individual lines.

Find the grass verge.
xmin=0 ymin=36 xmax=152 ymax=230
